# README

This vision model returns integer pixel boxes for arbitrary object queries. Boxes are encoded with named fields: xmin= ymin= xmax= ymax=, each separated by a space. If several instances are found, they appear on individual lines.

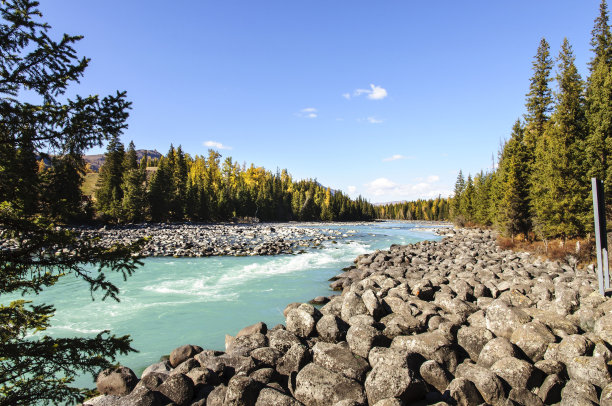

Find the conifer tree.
xmin=120 ymin=142 xmax=146 ymax=222
xmin=95 ymin=135 xmax=125 ymax=219
xmin=451 ymin=170 xmax=465 ymax=220
xmin=524 ymin=38 xmax=554 ymax=156
xmin=461 ymin=174 xmax=475 ymax=221
xmin=586 ymin=0 xmax=612 ymax=195
xmin=531 ymin=39 xmax=589 ymax=239
xmin=496 ymin=120 xmax=531 ymax=238
xmin=0 ymin=1 xmax=140 ymax=404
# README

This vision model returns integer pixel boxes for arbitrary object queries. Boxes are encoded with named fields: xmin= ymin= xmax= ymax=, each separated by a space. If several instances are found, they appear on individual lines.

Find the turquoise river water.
xmin=16 ymin=221 xmax=444 ymax=389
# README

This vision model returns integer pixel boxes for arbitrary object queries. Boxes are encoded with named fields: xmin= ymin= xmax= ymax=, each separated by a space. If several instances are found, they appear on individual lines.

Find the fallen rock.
xmin=364 ymin=363 xmax=427 ymax=405
xmin=312 ymin=342 xmax=370 ymax=382
xmin=169 ymin=344 xmax=203 ymax=368
xmin=96 ymin=366 xmax=138 ymax=396
xmin=294 ymin=363 xmax=366 ymax=406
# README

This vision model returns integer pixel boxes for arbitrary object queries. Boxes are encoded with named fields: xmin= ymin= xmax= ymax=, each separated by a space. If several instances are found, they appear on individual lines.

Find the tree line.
xmin=373 ymin=196 xmax=451 ymax=221
xmin=93 ymin=138 xmax=376 ymax=223
xmin=452 ymin=0 xmax=612 ymax=241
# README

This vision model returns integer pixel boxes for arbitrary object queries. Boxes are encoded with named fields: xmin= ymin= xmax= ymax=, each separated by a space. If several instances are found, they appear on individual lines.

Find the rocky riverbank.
xmin=85 ymin=228 xmax=612 ymax=405
xmin=1 ymin=223 xmax=350 ymax=257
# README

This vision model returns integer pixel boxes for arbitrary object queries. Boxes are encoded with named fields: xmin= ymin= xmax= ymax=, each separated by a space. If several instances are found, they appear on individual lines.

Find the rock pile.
xmin=84 ymin=228 xmax=612 ymax=405
xmin=62 ymin=223 xmax=344 ymax=257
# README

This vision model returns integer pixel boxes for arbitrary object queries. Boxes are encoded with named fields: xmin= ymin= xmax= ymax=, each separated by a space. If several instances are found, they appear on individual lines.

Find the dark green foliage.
xmin=374 ymin=196 xmax=451 ymax=221
xmin=451 ymin=170 xmax=465 ymax=219
xmin=95 ymin=135 xmax=125 ymax=219
xmin=496 ymin=120 xmax=531 ymax=238
xmin=0 ymin=1 xmax=140 ymax=404
xmin=524 ymin=38 xmax=554 ymax=155
xmin=531 ymin=39 xmax=590 ymax=239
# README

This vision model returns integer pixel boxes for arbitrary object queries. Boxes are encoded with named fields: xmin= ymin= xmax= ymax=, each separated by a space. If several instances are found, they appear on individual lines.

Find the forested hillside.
xmin=91 ymin=139 xmax=375 ymax=223
xmin=374 ymin=197 xmax=451 ymax=221
xmin=451 ymin=1 xmax=612 ymax=241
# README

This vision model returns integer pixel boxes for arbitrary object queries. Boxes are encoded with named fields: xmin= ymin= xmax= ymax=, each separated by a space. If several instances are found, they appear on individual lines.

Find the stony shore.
xmin=85 ymin=228 xmax=612 ymax=406
xmin=0 ymin=223 xmax=352 ymax=257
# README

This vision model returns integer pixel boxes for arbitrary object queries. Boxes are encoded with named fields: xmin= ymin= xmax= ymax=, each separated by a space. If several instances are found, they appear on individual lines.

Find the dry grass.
xmin=497 ymin=235 xmax=595 ymax=265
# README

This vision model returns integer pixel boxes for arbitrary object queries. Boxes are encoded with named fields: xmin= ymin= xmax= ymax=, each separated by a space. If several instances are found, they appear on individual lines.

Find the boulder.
xmin=141 ymin=361 xmax=171 ymax=379
xmin=286 ymin=308 xmax=317 ymax=338
xmin=170 ymin=358 xmax=199 ymax=375
xmin=155 ymin=373 xmax=194 ymax=406
xmin=446 ymin=377 xmax=484 ymax=406
xmin=508 ymin=387 xmax=544 ymax=406
xmin=364 ymin=363 xmax=427 ymax=405
xmin=249 ymin=368 xmax=276 ymax=385
xmin=538 ymin=374 xmax=564 ymax=405
xmin=206 ymin=384 xmax=228 ymax=406
xmin=346 ymin=324 xmax=387 ymax=359
xmin=455 ymin=362 xmax=506 ymax=406
xmin=169 ymin=344 xmax=203 ymax=368
xmin=561 ymin=380 xmax=599 ymax=404
xmin=601 ymin=382 xmax=612 ymax=406
xmin=96 ymin=366 xmax=138 ymax=396
xmin=391 ymin=331 xmax=459 ymax=373
xmin=510 ymin=321 xmax=556 ymax=362
xmin=419 ymin=360 xmax=452 ymax=392
xmin=362 ymin=289 xmax=386 ymax=319
xmin=116 ymin=386 xmax=163 ymax=406
xmin=255 ymin=387 xmax=303 ymax=406
xmin=316 ymin=314 xmax=348 ymax=343
xmin=557 ymin=334 xmax=595 ymax=364
xmin=595 ymin=313 xmax=612 ymax=346
xmin=237 ymin=322 xmax=268 ymax=338
xmin=250 ymin=347 xmax=283 ymax=368
xmin=485 ymin=300 xmax=531 ymax=339
xmin=277 ymin=344 xmax=311 ymax=376
xmin=226 ymin=333 xmax=268 ymax=357
xmin=268 ymin=329 xmax=303 ymax=353
xmin=476 ymin=337 xmax=518 ymax=369
xmin=490 ymin=357 xmax=542 ymax=389
xmin=340 ymin=291 xmax=368 ymax=322
xmin=185 ymin=367 xmax=220 ymax=388
xmin=566 ymin=355 xmax=612 ymax=389
xmin=313 ymin=342 xmax=370 ymax=382
xmin=294 ymin=363 xmax=366 ymax=406
xmin=368 ymin=347 xmax=418 ymax=369
xmin=457 ymin=325 xmax=494 ymax=362
xmin=224 ymin=375 xmax=261 ymax=406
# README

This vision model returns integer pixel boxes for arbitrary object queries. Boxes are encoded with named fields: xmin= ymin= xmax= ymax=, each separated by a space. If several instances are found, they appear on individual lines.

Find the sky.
xmin=38 ymin=1 xmax=601 ymax=203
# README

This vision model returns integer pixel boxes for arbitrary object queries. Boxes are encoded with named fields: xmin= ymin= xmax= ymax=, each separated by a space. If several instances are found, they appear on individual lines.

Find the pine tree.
xmin=524 ymin=38 xmax=554 ymax=156
xmin=586 ymin=0 xmax=612 ymax=196
xmin=451 ymin=170 xmax=465 ymax=220
xmin=531 ymin=39 xmax=589 ymax=239
xmin=95 ymin=135 xmax=125 ymax=219
xmin=0 ymin=1 xmax=140 ymax=404
xmin=120 ymin=142 xmax=146 ymax=222
xmin=461 ymin=174 xmax=475 ymax=221
xmin=496 ymin=120 xmax=531 ymax=238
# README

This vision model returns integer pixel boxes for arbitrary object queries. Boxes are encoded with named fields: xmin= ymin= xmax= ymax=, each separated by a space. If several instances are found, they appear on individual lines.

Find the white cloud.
xmin=367 ymin=117 xmax=383 ymax=124
xmin=365 ymin=175 xmax=451 ymax=201
xmin=383 ymin=154 xmax=406 ymax=162
xmin=298 ymin=107 xmax=318 ymax=118
xmin=204 ymin=140 xmax=232 ymax=150
xmin=347 ymin=185 xmax=357 ymax=194
xmin=349 ymin=84 xmax=388 ymax=100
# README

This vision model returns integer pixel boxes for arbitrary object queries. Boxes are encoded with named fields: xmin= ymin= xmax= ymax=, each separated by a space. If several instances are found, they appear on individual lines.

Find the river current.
xmin=18 ymin=221 xmax=445 ymax=388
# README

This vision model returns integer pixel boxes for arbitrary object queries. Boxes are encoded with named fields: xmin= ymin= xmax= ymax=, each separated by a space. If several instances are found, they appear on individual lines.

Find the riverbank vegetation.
xmin=451 ymin=1 xmax=612 ymax=242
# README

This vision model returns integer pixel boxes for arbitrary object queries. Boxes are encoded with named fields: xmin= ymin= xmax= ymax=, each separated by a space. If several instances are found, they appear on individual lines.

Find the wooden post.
xmin=592 ymin=178 xmax=609 ymax=295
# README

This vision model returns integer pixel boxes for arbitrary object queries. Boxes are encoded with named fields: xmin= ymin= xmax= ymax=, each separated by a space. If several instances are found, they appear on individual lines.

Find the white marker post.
xmin=592 ymin=178 xmax=609 ymax=295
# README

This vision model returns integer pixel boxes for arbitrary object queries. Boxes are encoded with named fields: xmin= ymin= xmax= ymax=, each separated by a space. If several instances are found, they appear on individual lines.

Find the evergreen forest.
xmin=91 ymin=140 xmax=375 ymax=223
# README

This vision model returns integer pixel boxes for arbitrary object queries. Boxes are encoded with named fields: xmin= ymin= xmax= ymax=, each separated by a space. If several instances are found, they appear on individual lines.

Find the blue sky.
xmin=41 ymin=1 xmax=599 ymax=203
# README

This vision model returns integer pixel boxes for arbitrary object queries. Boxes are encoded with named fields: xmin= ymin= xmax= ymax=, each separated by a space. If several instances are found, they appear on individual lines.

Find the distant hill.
xmin=84 ymin=149 xmax=162 ymax=172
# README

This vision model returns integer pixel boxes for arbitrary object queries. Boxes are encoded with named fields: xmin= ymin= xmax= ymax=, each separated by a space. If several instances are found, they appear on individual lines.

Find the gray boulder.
xmin=490 ymin=357 xmax=541 ymax=389
xmin=446 ymin=377 xmax=484 ymax=406
xmin=294 ymin=363 xmax=366 ymax=406
xmin=510 ymin=321 xmax=556 ymax=362
xmin=224 ymin=375 xmax=261 ymax=406
xmin=457 ymin=325 xmax=494 ymax=362
xmin=316 ymin=314 xmax=348 ymax=343
xmin=478 ymin=337 xmax=518 ymax=370
xmin=391 ymin=331 xmax=459 ymax=373
xmin=340 ymin=291 xmax=368 ymax=322
xmin=206 ymin=384 xmax=228 ymax=406
xmin=362 ymin=289 xmax=386 ymax=319
xmin=566 ymin=355 xmax=612 ymax=389
xmin=313 ymin=342 xmax=370 ymax=382
xmin=155 ymin=373 xmax=194 ymax=406
xmin=364 ymin=363 xmax=427 ymax=405
xmin=96 ymin=366 xmax=138 ymax=396
xmin=561 ymin=380 xmax=599 ymax=404
xmin=117 ymin=386 xmax=163 ymax=406
xmin=346 ymin=324 xmax=387 ymax=359
xmin=538 ymin=374 xmax=563 ymax=405
xmin=141 ymin=361 xmax=171 ymax=379
xmin=255 ymin=387 xmax=303 ymax=406
xmin=508 ymin=387 xmax=544 ymax=406
xmin=169 ymin=344 xmax=203 ymax=368
xmin=250 ymin=346 xmax=283 ymax=368
xmin=419 ymin=360 xmax=452 ymax=392
xmin=485 ymin=300 xmax=531 ymax=339
xmin=268 ymin=329 xmax=303 ymax=353
xmin=557 ymin=334 xmax=595 ymax=364
xmin=237 ymin=322 xmax=268 ymax=338
xmin=277 ymin=344 xmax=311 ymax=376
xmin=601 ymin=382 xmax=612 ymax=406
xmin=455 ymin=362 xmax=506 ymax=406
xmin=595 ymin=313 xmax=612 ymax=346
xmin=226 ymin=333 xmax=268 ymax=357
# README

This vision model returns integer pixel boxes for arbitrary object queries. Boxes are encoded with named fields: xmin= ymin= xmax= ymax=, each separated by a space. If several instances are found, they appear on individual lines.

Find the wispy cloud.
xmin=383 ymin=154 xmax=407 ymax=162
xmin=347 ymin=185 xmax=357 ymax=194
xmin=367 ymin=117 xmax=383 ymax=124
xmin=345 ymin=84 xmax=388 ymax=100
xmin=297 ymin=107 xmax=318 ymax=118
xmin=365 ymin=175 xmax=450 ymax=201
xmin=204 ymin=140 xmax=232 ymax=150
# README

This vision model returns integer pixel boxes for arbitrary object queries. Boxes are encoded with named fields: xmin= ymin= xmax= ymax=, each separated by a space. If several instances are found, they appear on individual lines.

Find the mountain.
xmin=83 ymin=149 xmax=162 ymax=172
